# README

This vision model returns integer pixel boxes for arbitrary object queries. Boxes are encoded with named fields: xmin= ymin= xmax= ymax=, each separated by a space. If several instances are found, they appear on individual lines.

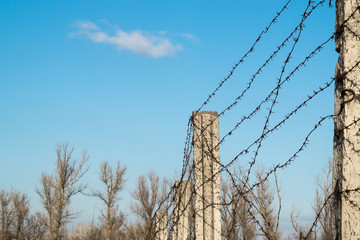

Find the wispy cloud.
xmin=75 ymin=20 xmax=99 ymax=30
xmin=70 ymin=20 xmax=183 ymax=58
xmin=180 ymin=33 xmax=199 ymax=42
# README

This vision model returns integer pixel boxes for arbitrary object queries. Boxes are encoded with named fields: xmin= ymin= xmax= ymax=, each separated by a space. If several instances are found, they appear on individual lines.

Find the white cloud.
xmin=75 ymin=20 xmax=99 ymax=30
xmin=71 ymin=20 xmax=183 ymax=58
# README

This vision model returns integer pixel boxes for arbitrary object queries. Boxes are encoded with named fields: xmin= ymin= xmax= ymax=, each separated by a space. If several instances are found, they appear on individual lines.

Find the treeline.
xmin=1 ymin=144 xmax=169 ymax=240
xmin=1 ymin=144 xmax=333 ymax=240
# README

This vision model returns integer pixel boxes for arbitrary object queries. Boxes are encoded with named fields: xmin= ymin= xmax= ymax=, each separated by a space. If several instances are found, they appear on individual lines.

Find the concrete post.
xmin=155 ymin=210 xmax=168 ymax=240
xmin=172 ymin=181 xmax=190 ymax=240
xmin=334 ymin=0 xmax=360 ymax=239
xmin=192 ymin=111 xmax=221 ymax=240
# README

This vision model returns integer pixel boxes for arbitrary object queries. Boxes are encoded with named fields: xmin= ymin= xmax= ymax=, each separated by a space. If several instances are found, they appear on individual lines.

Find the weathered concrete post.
xmin=172 ymin=181 xmax=190 ymax=240
xmin=192 ymin=111 xmax=221 ymax=240
xmin=155 ymin=210 xmax=168 ymax=240
xmin=333 ymin=0 xmax=360 ymax=238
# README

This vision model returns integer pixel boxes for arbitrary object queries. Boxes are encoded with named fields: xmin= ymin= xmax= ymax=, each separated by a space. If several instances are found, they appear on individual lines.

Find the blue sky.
xmin=0 ymin=0 xmax=336 ymax=235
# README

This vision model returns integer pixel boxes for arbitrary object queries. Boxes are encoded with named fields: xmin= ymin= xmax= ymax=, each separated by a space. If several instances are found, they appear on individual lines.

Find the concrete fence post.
xmin=333 ymin=0 xmax=360 ymax=238
xmin=172 ymin=181 xmax=190 ymax=240
xmin=155 ymin=210 xmax=168 ymax=240
xmin=192 ymin=111 xmax=221 ymax=240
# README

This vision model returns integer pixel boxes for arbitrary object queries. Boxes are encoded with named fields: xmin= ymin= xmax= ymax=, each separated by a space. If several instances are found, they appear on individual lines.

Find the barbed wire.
xmin=182 ymin=0 xmax=330 ymax=172
xmin=180 ymin=0 xmax=295 ymax=178
xmin=196 ymin=0 xmax=293 ymax=112
xmin=189 ymin=0 xmax=360 ymax=158
xmin=245 ymin=0 xmax=320 ymax=186
xmin=151 ymin=1 xmax=360 ymax=239
xmin=179 ymin=0 xmax=327 ymax=188
xmin=185 ymin=0 xmax=360 ymax=183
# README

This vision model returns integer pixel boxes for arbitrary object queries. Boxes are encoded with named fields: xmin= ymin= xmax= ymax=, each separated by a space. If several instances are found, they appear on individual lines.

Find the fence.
xmin=153 ymin=0 xmax=360 ymax=239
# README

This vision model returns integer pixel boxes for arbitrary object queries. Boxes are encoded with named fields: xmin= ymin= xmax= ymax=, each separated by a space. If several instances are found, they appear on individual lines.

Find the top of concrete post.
xmin=192 ymin=111 xmax=218 ymax=117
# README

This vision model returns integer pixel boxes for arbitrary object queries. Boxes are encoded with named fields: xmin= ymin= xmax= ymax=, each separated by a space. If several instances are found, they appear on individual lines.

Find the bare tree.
xmin=245 ymin=168 xmax=281 ymax=240
xmin=290 ymin=209 xmax=315 ymax=240
xmin=221 ymin=178 xmax=238 ymax=240
xmin=221 ymin=173 xmax=257 ymax=240
xmin=11 ymin=191 xmax=30 ymax=239
xmin=91 ymin=160 xmax=126 ymax=240
xmin=36 ymin=143 xmax=89 ymax=240
xmin=70 ymin=223 xmax=102 ymax=240
xmin=130 ymin=171 xmax=169 ymax=240
xmin=0 ymin=190 xmax=14 ymax=240
xmin=23 ymin=212 xmax=48 ymax=240
xmin=289 ymin=158 xmax=334 ymax=240
xmin=221 ymin=166 xmax=281 ymax=240
xmin=121 ymin=222 xmax=144 ymax=240
xmin=0 ymin=190 xmax=30 ymax=240
xmin=37 ymin=173 xmax=55 ymax=238
xmin=312 ymin=158 xmax=334 ymax=240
